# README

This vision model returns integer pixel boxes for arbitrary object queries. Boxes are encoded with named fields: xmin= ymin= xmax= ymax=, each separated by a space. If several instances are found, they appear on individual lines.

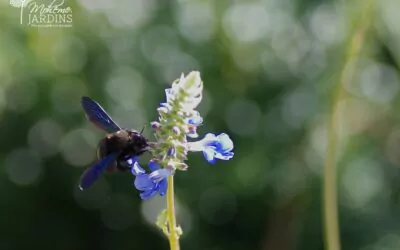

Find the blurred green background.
xmin=0 ymin=0 xmax=400 ymax=249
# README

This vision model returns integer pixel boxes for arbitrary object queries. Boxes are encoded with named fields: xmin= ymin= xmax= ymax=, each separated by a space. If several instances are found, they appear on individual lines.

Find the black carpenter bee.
xmin=78 ymin=96 xmax=150 ymax=191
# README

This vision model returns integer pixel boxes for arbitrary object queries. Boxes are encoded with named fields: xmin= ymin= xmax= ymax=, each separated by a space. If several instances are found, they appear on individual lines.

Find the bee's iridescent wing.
xmin=79 ymin=152 xmax=120 ymax=191
xmin=81 ymin=96 xmax=121 ymax=133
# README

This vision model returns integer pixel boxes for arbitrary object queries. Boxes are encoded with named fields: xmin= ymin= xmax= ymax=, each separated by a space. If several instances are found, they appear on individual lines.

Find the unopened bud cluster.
xmin=131 ymin=71 xmax=234 ymax=200
xmin=151 ymin=71 xmax=204 ymax=172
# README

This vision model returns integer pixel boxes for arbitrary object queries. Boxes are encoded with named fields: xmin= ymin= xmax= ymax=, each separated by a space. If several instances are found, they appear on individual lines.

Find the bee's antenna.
xmin=140 ymin=124 xmax=147 ymax=134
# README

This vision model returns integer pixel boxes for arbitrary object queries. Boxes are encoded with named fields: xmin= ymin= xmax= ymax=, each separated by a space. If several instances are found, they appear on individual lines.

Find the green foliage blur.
xmin=1 ymin=0 xmax=400 ymax=249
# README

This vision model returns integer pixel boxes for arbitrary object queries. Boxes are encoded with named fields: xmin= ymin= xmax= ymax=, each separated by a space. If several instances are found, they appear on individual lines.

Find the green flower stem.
xmin=167 ymin=176 xmax=180 ymax=250
xmin=323 ymin=1 xmax=374 ymax=250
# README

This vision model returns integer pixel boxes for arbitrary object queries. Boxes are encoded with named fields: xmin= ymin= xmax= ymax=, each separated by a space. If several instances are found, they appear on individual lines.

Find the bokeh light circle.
xmin=105 ymin=66 xmax=145 ymax=110
xmin=59 ymin=128 xmax=97 ymax=167
xmin=28 ymin=118 xmax=64 ymax=158
xmin=176 ymin=2 xmax=216 ymax=44
xmin=51 ymin=77 xmax=88 ymax=115
xmin=52 ymin=36 xmax=87 ymax=74
xmin=5 ymin=81 xmax=37 ymax=113
xmin=225 ymin=99 xmax=261 ymax=137
xmin=6 ymin=148 xmax=42 ymax=186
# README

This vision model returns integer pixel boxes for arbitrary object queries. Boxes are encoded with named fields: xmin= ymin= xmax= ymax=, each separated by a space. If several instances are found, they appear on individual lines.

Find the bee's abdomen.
xmin=96 ymin=138 xmax=109 ymax=159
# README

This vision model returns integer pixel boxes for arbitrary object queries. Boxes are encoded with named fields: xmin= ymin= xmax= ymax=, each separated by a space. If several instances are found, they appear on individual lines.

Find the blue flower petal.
xmin=203 ymin=133 xmax=216 ymax=141
xmin=132 ymin=160 xmax=170 ymax=200
xmin=131 ymin=162 xmax=146 ymax=176
xmin=189 ymin=133 xmax=234 ymax=164
xmin=186 ymin=111 xmax=203 ymax=126
xmin=140 ymin=189 xmax=158 ymax=200
xmin=149 ymin=168 xmax=172 ymax=182
xmin=203 ymin=147 xmax=216 ymax=163
xmin=214 ymin=151 xmax=234 ymax=160
xmin=148 ymin=160 xmax=161 ymax=171
xmin=217 ymin=133 xmax=234 ymax=151
xmin=158 ymin=179 xmax=168 ymax=196
xmin=134 ymin=175 xmax=154 ymax=191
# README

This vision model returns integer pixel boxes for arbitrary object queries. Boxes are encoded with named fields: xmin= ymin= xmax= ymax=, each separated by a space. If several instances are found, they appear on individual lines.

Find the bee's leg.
xmin=116 ymin=156 xmax=132 ymax=171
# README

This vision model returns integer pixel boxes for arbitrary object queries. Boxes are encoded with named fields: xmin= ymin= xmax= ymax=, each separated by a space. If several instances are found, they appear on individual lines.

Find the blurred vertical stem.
xmin=323 ymin=1 xmax=374 ymax=250
xmin=167 ymin=176 xmax=180 ymax=250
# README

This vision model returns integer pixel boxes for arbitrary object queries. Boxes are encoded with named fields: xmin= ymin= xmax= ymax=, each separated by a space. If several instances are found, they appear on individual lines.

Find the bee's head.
xmin=129 ymin=130 xmax=150 ymax=155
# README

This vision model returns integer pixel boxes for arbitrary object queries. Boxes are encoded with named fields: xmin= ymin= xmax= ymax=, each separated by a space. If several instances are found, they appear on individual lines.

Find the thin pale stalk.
xmin=167 ymin=176 xmax=180 ymax=250
xmin=323 ymin=1 xmax=374 ymax=250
